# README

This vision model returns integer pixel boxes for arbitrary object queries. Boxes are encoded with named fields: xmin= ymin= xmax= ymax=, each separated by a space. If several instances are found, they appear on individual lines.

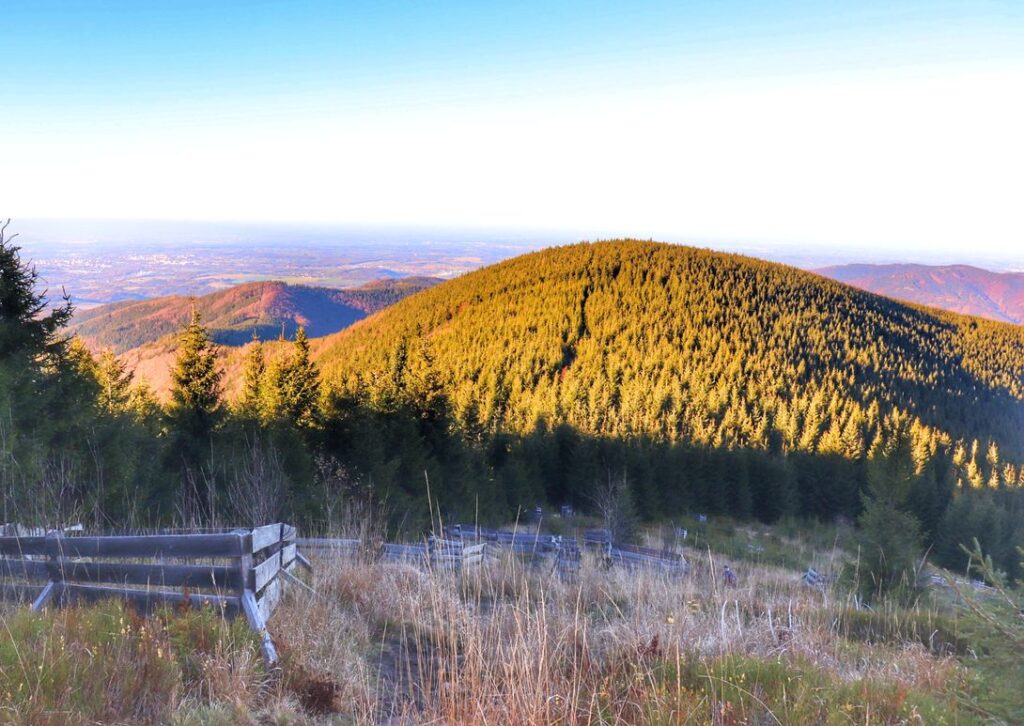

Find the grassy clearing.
xmin=675 ymin=515 xmax=853 ymax=572
xmin=0 ymin=521 xmax=1018 ymax=723
xmin=270 ymin=543 xmax=980 ymax=724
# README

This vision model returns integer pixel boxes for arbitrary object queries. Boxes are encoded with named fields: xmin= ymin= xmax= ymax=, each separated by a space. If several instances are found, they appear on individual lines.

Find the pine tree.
xmin=128 ymin=380 xmax=160 ymax=423
xmin=278 ymin=326 xmax=320 ymax=427
xmin=168 ymin=308 xmax=223 ymax=436
xmin=96 ymin=349 xmax=134 ymax=413
xmin=164 ymin=308 xmax=224 ymax=521
xmin=0 ymin=219 xmax=73 ymax=364
xmin=66 ymin=338 xmax=99 ymax=383
xmin=238 ymin=336 xmax=266 ymax=419
xmin=855 ymin=422 xmax=925 ymax=603
xmin=855 ymin=494 xmax=924 ymax=604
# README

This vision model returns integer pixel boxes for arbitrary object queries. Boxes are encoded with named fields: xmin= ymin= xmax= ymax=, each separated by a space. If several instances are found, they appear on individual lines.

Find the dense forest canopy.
xmin=2 ymin=232 xmax=1022 ymax=580
xmin=319 ymin=241 xmax=1024 ymax=464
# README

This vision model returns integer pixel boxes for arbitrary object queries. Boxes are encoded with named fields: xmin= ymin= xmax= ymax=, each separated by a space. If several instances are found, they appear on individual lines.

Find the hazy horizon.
xmin=4 ymin=1 xmax=1023 ymax=263
xmin=13 ymin=217 xmax=1024 ymax=275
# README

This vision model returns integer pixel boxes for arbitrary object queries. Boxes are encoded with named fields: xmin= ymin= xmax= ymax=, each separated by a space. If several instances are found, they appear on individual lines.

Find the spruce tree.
xmin=0 ymin=219 xmax=73 ymax=364
xmin=279 ymin=326 xmax=320 ymax=427
xmin=165 ymin=308 xmax=223 ymax=521
xmin=168 ymin=308 xmax=223 ymax=437
xmin=96 ymin=349 xmax=134 ymax=413
xmin=238 ymin=335 xmax=266 ymax=419
xmin=855 ymin=425 xmax=925 ymax=603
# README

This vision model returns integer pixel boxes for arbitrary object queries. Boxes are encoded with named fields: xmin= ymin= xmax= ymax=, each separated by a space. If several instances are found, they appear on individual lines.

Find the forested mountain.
xmin=3 ymin=229 xmax=1022 ymax=581
xmin=319 ymin=241 xmax=1024 ymax=461
xmin=310 ymin=241 xmax=1024 ymax=575
xmin=817 ymin=263 xmax=1024 ymax=324
xmin=71 ymin=277 xmax=440 ymax=353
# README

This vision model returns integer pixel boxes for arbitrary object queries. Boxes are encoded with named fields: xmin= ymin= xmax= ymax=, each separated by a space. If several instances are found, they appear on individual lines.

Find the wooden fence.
xmin=0 ymin=523 xmax=302 ymax=665
xmin=297 ymin=536 xmax=491 ymax=570
xmin=608 ymin=543 xmax=687 ymax=575
xmin=295 ymin=524 xmax=687 ymax=579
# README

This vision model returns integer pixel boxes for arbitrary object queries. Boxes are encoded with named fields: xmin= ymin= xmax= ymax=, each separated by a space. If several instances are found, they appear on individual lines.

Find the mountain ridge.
xmin=314 ymin=241 xmax=1024 ymax=465
xmin=816 ymin=262 xmax=1024 ymax=324
xmin=71 ymin=277 xmax=442 ymax=354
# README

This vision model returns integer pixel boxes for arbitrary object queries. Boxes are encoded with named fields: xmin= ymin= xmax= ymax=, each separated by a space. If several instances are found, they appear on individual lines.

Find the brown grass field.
xmin=5 ymin=520 xmax=1010 ymax=724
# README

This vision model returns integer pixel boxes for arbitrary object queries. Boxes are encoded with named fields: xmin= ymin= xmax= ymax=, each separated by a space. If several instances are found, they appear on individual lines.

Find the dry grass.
xmin=271 ymin=545 xmax=971 ymax=724
xmin=0 ymin=600 xmax=267 ymax=725
xmin=0 ymin=531 xmax=983 ymax=724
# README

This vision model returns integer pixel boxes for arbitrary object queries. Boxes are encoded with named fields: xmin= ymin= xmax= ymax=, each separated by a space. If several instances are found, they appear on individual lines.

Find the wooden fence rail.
xmin=0 ymin=523 xmax=302 ymax=666
xmin=296 ymin=524 xmax=689 ymax=579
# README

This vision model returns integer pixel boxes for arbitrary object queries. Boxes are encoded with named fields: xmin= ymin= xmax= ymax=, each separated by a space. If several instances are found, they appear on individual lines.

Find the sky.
xmin=3 ymin=1 xmax=1023 ymax=262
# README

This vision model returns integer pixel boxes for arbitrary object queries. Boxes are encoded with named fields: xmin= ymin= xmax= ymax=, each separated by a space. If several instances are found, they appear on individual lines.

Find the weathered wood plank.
xmin=297 ymin=537 xmax=359 ymax=547
xmin=31 ymin=581 xmax=59 ymax=611
xmin=53 ymin=560 xmax=240 ymax=589
xmin=257 ymin=577 xmax=282 ymax=621
xmin=296 ymin=552 xmax=313 ymax=572
xmin=44 ymin=533 xmax=246 ymax=559
xmin=242 ymin=589 xmax=278 ymax=666
xmin=281 ymin=568 xmax=314 ymax=595
xmin=253 ymin=557 xmax=280 ymax=592
xmin=0 ymin=536 xmax=49 ymax=556
xmin=381 ymin=543 xmax=428 ymax=557
xmin=251 ymin=524 xmax=282 ymax=554
xmin=280 ymin=543 xmax=296 ymax=567
xmin=0 ymin=557 xmax=50 ymax=580
xmin=615 ymin=543 xmax=683 ymax=560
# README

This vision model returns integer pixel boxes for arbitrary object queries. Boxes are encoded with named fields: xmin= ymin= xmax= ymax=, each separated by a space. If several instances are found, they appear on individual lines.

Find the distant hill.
xmin=71 ymin=277 xmax=441 ymax=354
xmin=316 ymin=241 xmax=1024 ymax=465
xmin=816 ymin=263 xmax=1024 ymax=324
xmin=340 ymin=277 xmax=447 ymax=314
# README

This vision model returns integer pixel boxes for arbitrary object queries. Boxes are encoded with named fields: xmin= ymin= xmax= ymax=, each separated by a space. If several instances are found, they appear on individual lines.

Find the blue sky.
xmin=3 ymin=1 xmax=1023 ymax=260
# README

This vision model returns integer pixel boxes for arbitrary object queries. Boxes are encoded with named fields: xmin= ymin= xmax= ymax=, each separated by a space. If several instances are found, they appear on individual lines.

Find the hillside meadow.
xmin=1 ymin=518 xmax=1021 ymax=724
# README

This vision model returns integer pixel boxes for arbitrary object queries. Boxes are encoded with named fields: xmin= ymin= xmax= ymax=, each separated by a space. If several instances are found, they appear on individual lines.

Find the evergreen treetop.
xmin=168 ymin=307 xmax=223 ymax=432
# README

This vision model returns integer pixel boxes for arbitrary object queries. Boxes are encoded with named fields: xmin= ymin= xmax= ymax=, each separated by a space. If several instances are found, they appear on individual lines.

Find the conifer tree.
xmin=856 ymin=424 xmax=925 ymax=603
xmin=0 ymin=219 xmax=73 ymax=364
xmin=238 ymin=336 xmax=266 ymax=419
xmin=168 ymin=308 xmax=223 ymax=436
xmin=165 ymin=308 xmax=223 ymax=521
xmin=66 ymin=338 xmax=99 ymax=383
xmin=278 ymin=326 xmax=320 ymax=427
xmin=96 ymin=349 xmax=134 ymax=413
xmin=128 ymin=380 xmax=161 ymax=423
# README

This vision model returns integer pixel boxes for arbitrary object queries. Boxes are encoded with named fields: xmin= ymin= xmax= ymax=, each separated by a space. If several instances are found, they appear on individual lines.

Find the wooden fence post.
xmin=32 ymin=531 xmax=62 ymax=611
xmin=237 ymin=528 xmax=278 ymax=667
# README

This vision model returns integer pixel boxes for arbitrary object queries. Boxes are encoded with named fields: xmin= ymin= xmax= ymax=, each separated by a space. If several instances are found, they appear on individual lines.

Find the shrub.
xmin=852 ymin=495 xmax=925 ymax=604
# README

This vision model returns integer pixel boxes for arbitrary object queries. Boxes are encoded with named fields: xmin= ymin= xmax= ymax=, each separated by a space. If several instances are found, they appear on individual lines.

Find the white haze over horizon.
xmin=8 ymin=64 xmax=1023 ymax=270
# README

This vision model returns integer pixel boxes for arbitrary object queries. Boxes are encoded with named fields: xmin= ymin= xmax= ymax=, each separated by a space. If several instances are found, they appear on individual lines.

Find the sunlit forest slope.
xmin=318 ymin=240 xmax=1024 ymax=463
